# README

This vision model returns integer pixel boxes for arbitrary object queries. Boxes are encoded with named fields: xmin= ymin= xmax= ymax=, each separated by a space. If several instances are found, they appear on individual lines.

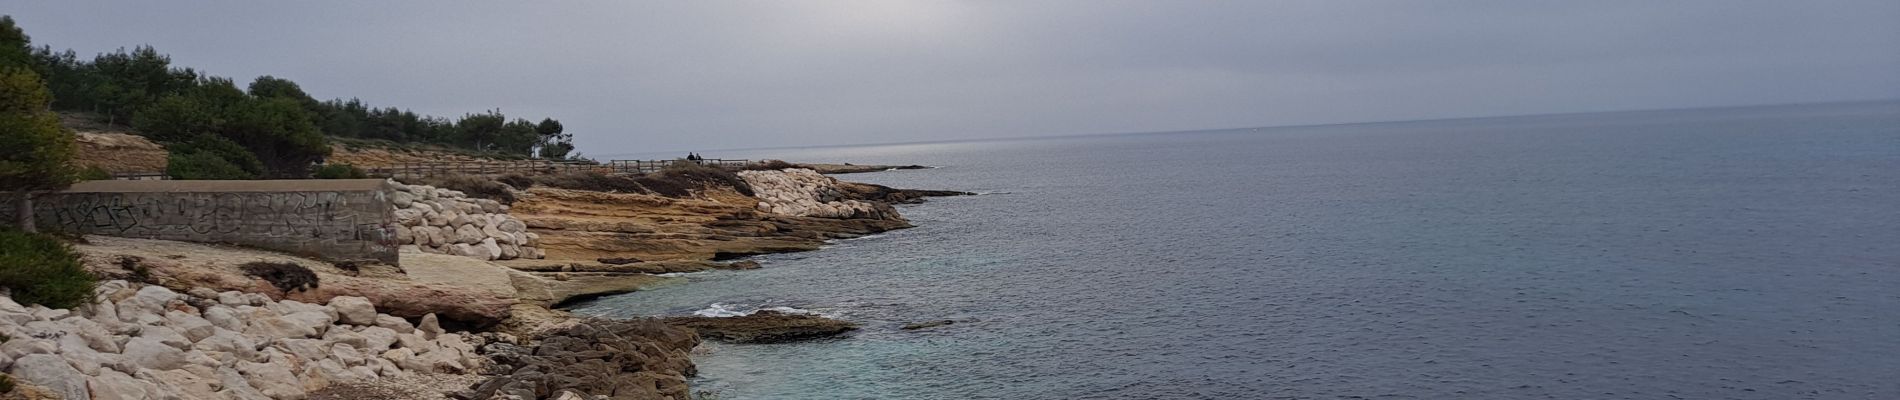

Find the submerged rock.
xmin=901 ymin=320 xmax=956 ymax=330
xmin=661 ymin=311 xmax=857 ymax=343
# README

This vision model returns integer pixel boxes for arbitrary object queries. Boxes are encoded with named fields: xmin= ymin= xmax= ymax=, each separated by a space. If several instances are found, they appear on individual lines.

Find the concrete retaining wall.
xmin=2 ymin=179 xmax=400 ymax=265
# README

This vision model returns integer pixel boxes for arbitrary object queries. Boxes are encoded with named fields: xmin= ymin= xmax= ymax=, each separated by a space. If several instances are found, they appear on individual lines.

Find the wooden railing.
xmin=109 ymin=172 xmax=170 ymax=181
xmin=98 ymin=159 xmax=753 ymax=181
xmin=358 ymin=159 xmax=751 ymax=179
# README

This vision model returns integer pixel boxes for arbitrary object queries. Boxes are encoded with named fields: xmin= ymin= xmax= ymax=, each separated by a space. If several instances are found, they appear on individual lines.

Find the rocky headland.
xmin=0 ymin=160 xmax=962 ymax=399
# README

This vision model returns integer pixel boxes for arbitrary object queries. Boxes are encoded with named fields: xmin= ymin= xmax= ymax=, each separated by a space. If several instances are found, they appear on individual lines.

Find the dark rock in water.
xmin=596 ymin=257 xmax=641 ymax=265
xmin=459 ymin=319 xmax=699 ymax=400
xmin=836 ymin=181 xmax=974 ymax=204
xmin=662 ymin=311 xmax=857 ymax=343
xmin=901 ymin=320 xmax=956 ymax=330
xmin=724 ymin=260 xmax=762 ymax=270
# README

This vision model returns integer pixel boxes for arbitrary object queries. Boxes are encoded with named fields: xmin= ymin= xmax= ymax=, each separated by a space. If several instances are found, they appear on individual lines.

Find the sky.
xmin=7 ymin=1 xmax=1899 ymax=156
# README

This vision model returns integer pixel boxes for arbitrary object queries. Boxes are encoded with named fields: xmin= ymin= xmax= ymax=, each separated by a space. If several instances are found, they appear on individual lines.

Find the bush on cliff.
xmin=495 ymin=173 xmax=534 ymax=191
xmin=741 ymin=159 xmax=799 ymax=171
xmin=0 ymin=229 xmax=97 ymax=309
xmin=312 ymin=163 xmax=368 ymax=179
xmin=75 ymin=165 xmax=111 ymax=180
xmin=165 ymin=135 xmax=262 ymax=180
xmin=650 ymin=160 xmax=754 ymax=196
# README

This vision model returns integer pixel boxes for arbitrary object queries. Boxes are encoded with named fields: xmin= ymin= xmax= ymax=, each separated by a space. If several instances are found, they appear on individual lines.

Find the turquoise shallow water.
xmin=573 ymin=101 xmax=1900 ymax=399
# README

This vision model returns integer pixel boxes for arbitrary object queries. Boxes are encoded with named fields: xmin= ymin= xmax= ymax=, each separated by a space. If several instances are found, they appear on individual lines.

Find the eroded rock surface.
xmin=460 ymin=319 xmax=699 ymax=400
xmin=507 ymin=187 xmax=911 ymax=265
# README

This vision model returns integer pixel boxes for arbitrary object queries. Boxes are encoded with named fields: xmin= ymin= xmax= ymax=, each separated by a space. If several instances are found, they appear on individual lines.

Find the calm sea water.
xmin=573 ymin=101 xmax=1900 ymax=400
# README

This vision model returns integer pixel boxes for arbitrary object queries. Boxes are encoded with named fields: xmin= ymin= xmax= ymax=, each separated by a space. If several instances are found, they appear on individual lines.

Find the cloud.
xmin=8 ymin=0 xmax=1898 ymax=155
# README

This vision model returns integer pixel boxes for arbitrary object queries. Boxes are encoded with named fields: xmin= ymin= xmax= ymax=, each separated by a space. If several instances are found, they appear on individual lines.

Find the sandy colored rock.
xmin=328 ymin=296 xmax=377 ymax=325
xmin=507 ymin=187 xmax=911 ymax=264
xmin=85 ymin=369 xmax=158 ymax=400
xmin=68 ymin=128 xmax=168 ymax=174
xmin=122 ymin=337 xmax=189 ymax=370
xmin=11 ymin=354 xmax=89 ymax=400
xmin=76 ymin=237 xmax=518 ymax=327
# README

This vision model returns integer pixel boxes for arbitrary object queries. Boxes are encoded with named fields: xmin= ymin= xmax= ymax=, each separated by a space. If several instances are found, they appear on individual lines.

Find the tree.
xmin=13 ymin=15 xmax=577 ymax=160
xmin=84 ymin=46 xmax=196 ymax=125
xmin=0 ymin=43 xmax=75 ymax=231
xmin=224 ymin=97 xmax=329 ymax=177
xmin=494 ymin=118 xmax=539 ymax=156
xmin=247 ymin=75 xmax=311 ymax=101
xmin=455 ymin=110 xmax=505 ymax=151
xmin=0 ymin=16 xmax=29 ymax=67
xmin=533 ymin=118 xmax=574 ymax=159
xmin=540 ymin=139 xmax=576 ymax=160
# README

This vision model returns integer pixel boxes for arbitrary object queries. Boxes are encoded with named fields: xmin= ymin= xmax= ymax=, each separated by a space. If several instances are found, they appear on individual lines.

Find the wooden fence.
xmin=361 ymin=159 xmax=751 ymax=179
xmin=100 ymin=159 xmax=752 ymax=180
xmin=109 ymin=172 xmax=170 ymax=181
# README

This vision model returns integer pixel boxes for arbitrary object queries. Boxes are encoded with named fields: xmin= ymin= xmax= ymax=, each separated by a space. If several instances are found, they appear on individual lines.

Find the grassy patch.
xmin=117 ymin=256 xmax=154 ymax=284
xmin=524 ymin=171 xmax=645 ymax=193
xmin=495 ymin=174 xmax=535 ymax=191
xmin=328 ymin=136 xmax=531 ymax=161
xmin=741 ymin=159 xmax=798 ymax=171
xmin=0 ymin=229 xmax=98 ymax=309
xmin=648 ymin=160 xmax=754 ymax=196
xmin=404 ymin=174 xmax=519 ymax=204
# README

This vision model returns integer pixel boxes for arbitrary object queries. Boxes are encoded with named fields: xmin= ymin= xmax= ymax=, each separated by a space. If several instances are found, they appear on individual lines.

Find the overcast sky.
xmin=8 ymin=1 xmax=1899 ymax=155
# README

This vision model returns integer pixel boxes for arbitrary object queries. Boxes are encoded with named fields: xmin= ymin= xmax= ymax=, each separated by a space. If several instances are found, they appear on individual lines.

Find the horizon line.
xmin=589 ymin=97 xmax=1900 ymax=159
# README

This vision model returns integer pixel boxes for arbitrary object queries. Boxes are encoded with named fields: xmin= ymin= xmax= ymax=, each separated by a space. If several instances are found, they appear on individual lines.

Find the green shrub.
xmin=312 ymin=163 xmax=368 ymax=179
xmin=0 ymin=229 xmax=97 ymax=309
xmin=166 ymin=148 xmax=255 ymax=180
xmin=75 ymin=165 xmax=112 ymax=180
xmin=166 ymin=135 xmax=263 ymax=180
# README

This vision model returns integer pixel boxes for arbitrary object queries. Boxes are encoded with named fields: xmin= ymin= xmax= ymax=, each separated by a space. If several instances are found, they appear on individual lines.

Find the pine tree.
xmin=0 ymin=17 xmax=76 ymax=232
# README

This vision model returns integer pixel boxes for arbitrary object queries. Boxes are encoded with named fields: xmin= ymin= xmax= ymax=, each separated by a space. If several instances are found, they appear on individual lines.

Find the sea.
xmin=571 ymin=100 xmax=1900 ymax=400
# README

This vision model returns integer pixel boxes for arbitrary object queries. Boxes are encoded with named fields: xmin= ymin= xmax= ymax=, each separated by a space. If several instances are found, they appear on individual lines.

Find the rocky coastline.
xmin=793 ymin=163 xmax=932 ymax=175
xmin=0 ymin=163 xmax=963 ymax=399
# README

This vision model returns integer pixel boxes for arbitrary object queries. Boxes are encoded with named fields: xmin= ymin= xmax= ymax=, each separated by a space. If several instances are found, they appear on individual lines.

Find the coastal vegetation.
xmin=4 ymin=15 xmax=578 ymax=180
xmin=0 ymin=229 xmax=95 ymax=309
xmin=0 ymin=17 xmax=77 ymax=232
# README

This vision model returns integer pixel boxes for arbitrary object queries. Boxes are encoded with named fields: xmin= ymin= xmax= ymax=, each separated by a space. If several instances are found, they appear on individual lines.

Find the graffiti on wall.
xmin=20 ymin=190 xmax=399 ymax=262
